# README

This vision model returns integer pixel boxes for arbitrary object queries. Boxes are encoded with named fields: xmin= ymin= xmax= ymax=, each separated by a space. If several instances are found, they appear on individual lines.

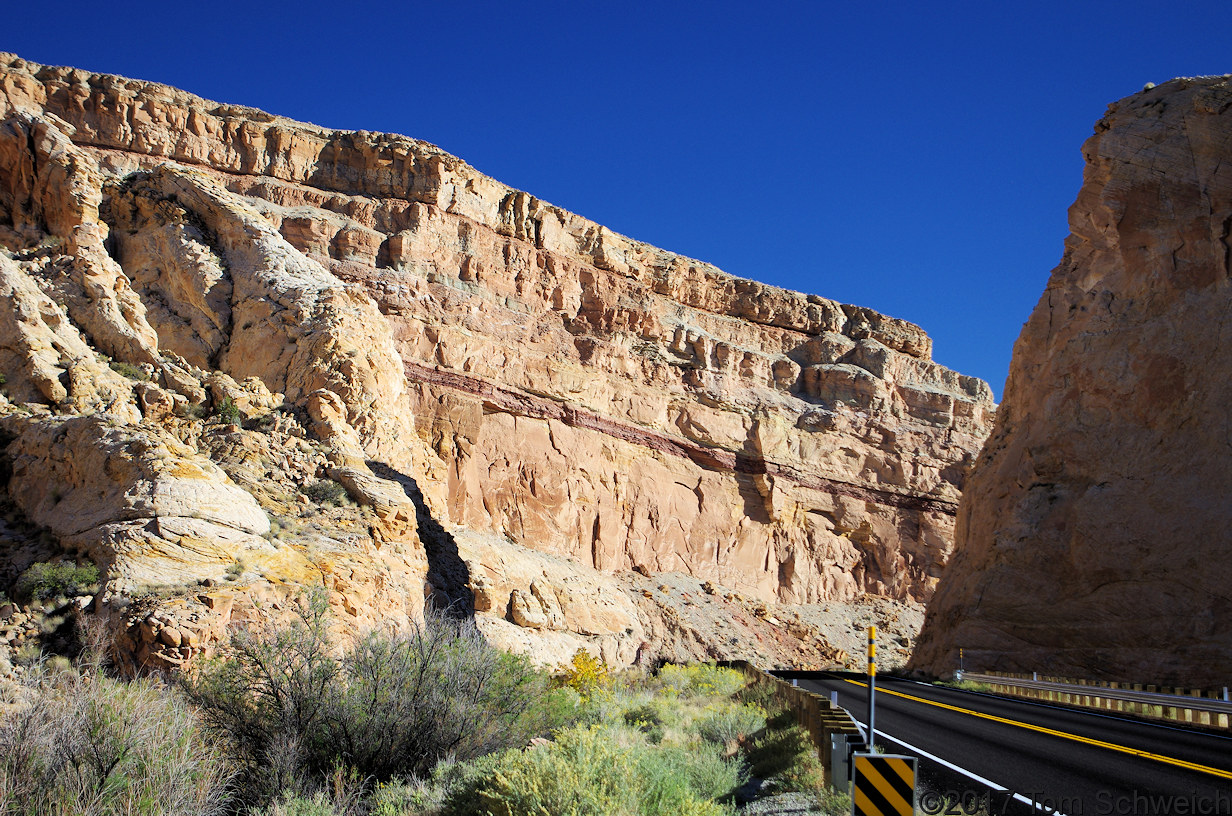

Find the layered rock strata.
xmin=913 ymin=76 xmax=1232 ymax=686
xmin=0 ymin=54 xmax=993 ymax=669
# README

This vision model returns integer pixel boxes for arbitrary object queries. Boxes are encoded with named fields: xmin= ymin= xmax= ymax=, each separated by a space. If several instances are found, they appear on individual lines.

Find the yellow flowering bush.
xmin=562 ymin=649 xmax=608 ymax=697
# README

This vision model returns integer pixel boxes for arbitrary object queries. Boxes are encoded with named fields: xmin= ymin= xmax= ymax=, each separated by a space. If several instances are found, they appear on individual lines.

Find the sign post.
xmin=867 ymin=625 xmax=876 ymax=749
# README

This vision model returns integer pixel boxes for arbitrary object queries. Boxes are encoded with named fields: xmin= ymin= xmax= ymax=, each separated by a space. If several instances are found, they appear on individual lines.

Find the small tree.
xmin=182 ymin=591 xmax=339 ymax=801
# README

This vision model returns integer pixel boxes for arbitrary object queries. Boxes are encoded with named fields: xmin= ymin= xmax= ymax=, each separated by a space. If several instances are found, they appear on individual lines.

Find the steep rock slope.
xmin=912 ymin=76 xmax=1232 ymax=685
xmin=0 ymin=54 xmax=992 ymax=671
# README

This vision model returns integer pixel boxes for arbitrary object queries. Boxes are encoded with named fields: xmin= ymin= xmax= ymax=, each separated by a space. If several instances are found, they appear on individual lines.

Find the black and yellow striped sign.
xmin=852 ymin=753 xmax=915 ymax=816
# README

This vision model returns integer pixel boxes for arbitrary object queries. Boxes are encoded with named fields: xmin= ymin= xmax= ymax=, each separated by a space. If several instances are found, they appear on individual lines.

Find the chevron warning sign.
xmin=852 ymin=753 xmax=916 ymax=816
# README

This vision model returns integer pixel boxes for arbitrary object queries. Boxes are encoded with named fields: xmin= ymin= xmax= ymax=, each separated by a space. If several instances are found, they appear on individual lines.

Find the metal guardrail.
xmin=964 ymin=672 xmax=1232 ymax=714
xmin=963 ymin=672 xmax=1232 ymax=729
xmin=723 ymin=662 xmax=862 ymax=785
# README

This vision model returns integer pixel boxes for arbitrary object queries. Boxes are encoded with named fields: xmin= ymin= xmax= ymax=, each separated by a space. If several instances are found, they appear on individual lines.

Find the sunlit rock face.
xmin=912 ymin=76 xmax=1232 ymax=686
xmin=0 ymin=53 xmax=993 ymax=670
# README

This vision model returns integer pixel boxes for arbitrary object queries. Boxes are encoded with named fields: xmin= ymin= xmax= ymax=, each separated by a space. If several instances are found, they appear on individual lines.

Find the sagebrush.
xmin=183 ymin=592 xmax=576 ymax=807
xmin=440 ymin=724 xmax=740 ymax=816
xmin=0 ymin=668 xmax=232 ymax=815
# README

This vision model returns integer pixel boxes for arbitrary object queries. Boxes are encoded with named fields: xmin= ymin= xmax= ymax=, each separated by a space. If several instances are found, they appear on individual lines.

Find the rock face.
xmin=0 ymin=53 xmax=993 ymax=670
xmin=912 ymin=76 xmax=1232 ymax=686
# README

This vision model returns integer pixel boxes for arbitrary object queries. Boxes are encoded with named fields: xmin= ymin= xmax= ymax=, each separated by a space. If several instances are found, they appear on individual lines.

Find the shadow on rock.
xmin=366 ymin=460 xmax=473 ymax=619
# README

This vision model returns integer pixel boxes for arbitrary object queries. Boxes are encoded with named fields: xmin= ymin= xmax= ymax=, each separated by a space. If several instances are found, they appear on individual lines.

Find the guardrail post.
xmin=829 ymin=734 xmax=850 ymax=792
xmin=809 ymin=696 xmax=821 ymax=747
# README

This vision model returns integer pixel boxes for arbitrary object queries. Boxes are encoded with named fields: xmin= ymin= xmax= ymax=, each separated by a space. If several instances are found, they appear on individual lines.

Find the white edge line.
xmin=848 ymin=714 xmax=1069 ymax=816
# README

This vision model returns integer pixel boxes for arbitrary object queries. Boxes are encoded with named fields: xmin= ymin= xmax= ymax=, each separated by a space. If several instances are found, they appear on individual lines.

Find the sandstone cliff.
xmin=0 ymin=54 xmax=992 ymax=673
xmin=912 ymin=76 xmax=1232 ymax=686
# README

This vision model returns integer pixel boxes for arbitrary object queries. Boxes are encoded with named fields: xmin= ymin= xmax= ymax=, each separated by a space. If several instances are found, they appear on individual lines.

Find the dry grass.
xmin=0 ymin=666 xmax=232 ymax=815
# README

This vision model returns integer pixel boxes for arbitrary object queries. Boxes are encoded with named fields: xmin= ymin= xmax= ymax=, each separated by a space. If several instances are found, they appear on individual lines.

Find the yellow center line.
xmin=841 ymin=678 xmax=1232 ymax=781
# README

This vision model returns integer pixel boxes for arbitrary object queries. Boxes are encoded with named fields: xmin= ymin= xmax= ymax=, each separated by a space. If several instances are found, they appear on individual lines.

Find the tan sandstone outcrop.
xmin=4 ymin=413 xmax=272 ymax=588
xmin=0 ymin=53 xmax=994 ymax=669
xmin=912 ymin=76 xmax=1232 ymax=686
xmin=457 ymin=529 xmax=645 ymax=666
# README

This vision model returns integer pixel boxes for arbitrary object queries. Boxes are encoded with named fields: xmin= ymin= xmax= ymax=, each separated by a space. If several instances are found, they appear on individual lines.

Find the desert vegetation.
xmin=0 ymin=623 xmax=231 ymax=816
xmin=11 ymin=560 xmax=100 ymax=604
xmin=0 ymin=595 xmax=850 ymax=816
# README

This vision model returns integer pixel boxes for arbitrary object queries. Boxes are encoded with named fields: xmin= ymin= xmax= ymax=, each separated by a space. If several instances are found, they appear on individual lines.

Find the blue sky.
xmin=5 ymin=1 xmax=1229 ymax=397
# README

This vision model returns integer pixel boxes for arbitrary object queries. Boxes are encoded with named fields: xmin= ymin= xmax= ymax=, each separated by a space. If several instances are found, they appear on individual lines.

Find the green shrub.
xmin=947 ymin=679 xmax=993 ymax=693
xmin=213 ymin=396 xmax=242 ymax=424
xmin=735 ymin=679 xmax=775 ymax=709
xmin=253 ymin=795 xmax=344 ymax=816
xmin=224 ymin=558 xmax=245 ymax=581
xmin=301 ymin=480 xmax=349 ymax=507
xmin=184 ymin=593 xmax=573 ymax=809
xmin=108 ymin=360 xmax=150 ymax=381
xmin=13 ymin=560 xmax=99 ymax=602
xmin=302 ymin=479 xmax=347 ymax=507
xmin=13 ymin=642 xmax=42 ymax=667
xmin=624 ymin=702 xmax=664 ymax=730
xmin=441 ymin=724 xmax=740 ymax=816
xmin=369 ymin=776 xmax=446 ymax=816
xmin=637 ymin=743 xmax=741 ymax=815
xmin=37 ymin=613 xmax=67 ymax=636
xmin=0 ymin=671 xmax=232 ymax=815
xmin=746 ymin=723 xmax=826 ymax=794
xmin=694 ymin=701 xmax=765 ymax=745
xmin=622 ymin=701 xmax=666 ymax=743
xmin=657 ymin=664 xmax=746 ymax=698
xmin=251 ymin=765 xmax=366 ymax=816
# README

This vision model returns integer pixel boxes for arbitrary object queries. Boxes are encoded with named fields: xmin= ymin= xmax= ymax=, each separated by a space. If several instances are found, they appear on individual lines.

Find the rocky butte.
xmin=912 ymin=75 xmax=1232 ymax=686
xmin=0 ymin=54 xmax=994 ymax=675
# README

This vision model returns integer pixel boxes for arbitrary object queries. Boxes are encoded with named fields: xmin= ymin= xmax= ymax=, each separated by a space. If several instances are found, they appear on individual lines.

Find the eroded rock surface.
xmin=912 ymin=76 xmax=1232 ymax=686
xmin=0 ymin=53 xmax=993 ymax=670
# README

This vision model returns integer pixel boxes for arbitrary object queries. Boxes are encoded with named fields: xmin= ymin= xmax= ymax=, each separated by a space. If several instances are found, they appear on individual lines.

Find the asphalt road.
xmin=776 ymin=671 xmax=1232 ymax=816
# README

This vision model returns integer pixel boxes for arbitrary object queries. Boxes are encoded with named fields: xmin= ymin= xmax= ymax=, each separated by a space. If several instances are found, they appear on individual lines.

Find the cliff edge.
xmin=0 ymin=54 xmax=993 ymax=673
xmin=912 ymin=75 xmax=1232 ymax=685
